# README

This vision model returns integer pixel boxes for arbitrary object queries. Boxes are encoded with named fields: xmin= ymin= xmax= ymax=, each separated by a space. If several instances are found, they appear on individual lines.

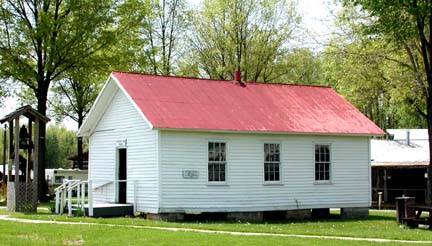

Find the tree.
xmin=45 ymin=125 xmax=76 ymax=169
xmin=50 ymin=67 xmax=104 ymax=169
xmin=138 ymin=0 xmax=190 ymax=75
xmin=276 ymin=48 xmax=324 ymax=85
xmin=188 ymin=0 xmax=300 ymax=81
xmin=323 ymin=39 xmax=426 ymax=129
xmin=0 ymin=0 xmax=143 ymax=200
xmin=346 ymin=0 xmax=432 ymax=204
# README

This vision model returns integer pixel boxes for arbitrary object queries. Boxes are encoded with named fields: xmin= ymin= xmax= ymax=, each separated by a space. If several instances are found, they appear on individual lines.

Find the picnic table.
xmin=407 ymin=205 xmax=432 ymax=229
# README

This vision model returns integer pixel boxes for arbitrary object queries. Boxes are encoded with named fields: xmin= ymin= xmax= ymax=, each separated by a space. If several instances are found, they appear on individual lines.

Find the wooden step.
xmin=72 ymin=203 xmax=134 ymax=217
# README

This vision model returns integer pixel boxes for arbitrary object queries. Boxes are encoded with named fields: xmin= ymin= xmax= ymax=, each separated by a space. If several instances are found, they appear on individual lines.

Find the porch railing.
xmin=54 ymin=179 xmax=137 ymax=216
xmin=54 ymin=179 xmax=93 ymax=216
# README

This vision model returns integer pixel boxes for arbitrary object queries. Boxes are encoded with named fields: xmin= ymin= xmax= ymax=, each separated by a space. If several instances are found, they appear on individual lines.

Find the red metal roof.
xmin=112 ymin=71 xmax=384 ymax=135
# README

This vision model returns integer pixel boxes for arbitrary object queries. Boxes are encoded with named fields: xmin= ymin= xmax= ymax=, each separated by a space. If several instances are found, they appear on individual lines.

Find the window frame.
xmin=313 ymin=143 xmax=333 ymax=184
xmin=263 ymin=142 xmax=283 ymax=185
xmin=207 ymin=141 xmax=228 ymax=185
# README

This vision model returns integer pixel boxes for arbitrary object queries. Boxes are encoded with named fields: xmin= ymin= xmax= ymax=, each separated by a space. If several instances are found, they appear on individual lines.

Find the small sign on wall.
xmin=182 ymin=170 xmax=199 ymax=179
xmin=116 ymin=139 xmax=127 ymax=148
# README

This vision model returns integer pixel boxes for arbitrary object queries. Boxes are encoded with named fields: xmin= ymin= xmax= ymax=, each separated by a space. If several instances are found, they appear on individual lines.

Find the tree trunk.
xmin=77 ymin=113 xmax=84 ymax=170
xmin=37 ymin=87 xmax=48 ymax=202
xmin=427 ymin=109 xmax=432 ymax=205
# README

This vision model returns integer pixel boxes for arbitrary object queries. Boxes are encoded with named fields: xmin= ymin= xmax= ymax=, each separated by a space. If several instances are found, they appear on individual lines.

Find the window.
xmin=264 ymin=143 xmax=280 ymax=182
xmin=315 ymin=144 xmax=331 ymax=181
xmin=208 ymin=142 xmax=226 ymax=182
xmin=55 ymin=176 xmax=65 ymax=184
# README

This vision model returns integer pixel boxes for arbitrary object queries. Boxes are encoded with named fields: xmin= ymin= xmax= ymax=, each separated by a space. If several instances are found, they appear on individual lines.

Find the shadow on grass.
xmin=180 ymin=211 xmax=395 ymax=225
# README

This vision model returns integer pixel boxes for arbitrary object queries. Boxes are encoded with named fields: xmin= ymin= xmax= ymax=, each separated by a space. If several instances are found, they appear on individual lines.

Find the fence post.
xmin=378 ymin=192 xmax=383 ymax=210
xmin=61 ymin=187 xmax=66 ymax=215
xmin=88 ymin=180 xmax=93 ymax=217
xmin=81 ymin=182 xmax=86 ymax=212
xmin=68 ymin=184 xmax=72 ymax=216
xmin=77 ymin=184 xmax=81 ymax=208
xmin=55 ymin=189 xmax=60 ymax=214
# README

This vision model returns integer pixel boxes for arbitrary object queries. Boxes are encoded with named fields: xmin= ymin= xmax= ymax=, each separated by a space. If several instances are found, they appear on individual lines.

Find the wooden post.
xmin=27 ymin=118 xmax=32 ymax=183
xmin=34 ymin=119 xmax=39 ymax=200
xmin=68 ymin=183 xmax=72 ymax=216
xmin=88 ymin=180 xmax=93 ymax=216
xmin=384 ymin=169 xmax=388 ymax=202
xmin=2 ymin=125 xmax=6 ymax=183
xmin=8 ymin=120 xmax=13 ymax=182
xmin=81 ymin=182 xmax=86 ymax=212
xmin=14 ymin=117 xmax=19 ymax=186
xmin=378 ymin=192 xmax=383 ymax=210
xmin=55 ymin=189 xmax=60 ymax=214
xmin=77 ymin=183 xmax=81 ymax=208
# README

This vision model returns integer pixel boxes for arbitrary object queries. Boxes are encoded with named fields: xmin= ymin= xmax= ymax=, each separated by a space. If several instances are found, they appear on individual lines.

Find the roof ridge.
xmin=111 ymin=70 xmax=332 ymax=89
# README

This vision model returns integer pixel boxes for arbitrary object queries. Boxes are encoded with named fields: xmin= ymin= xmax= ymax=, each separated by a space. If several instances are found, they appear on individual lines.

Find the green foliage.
xmin=45 ymin=125 xmax=76 ymax=169
xmin=322 ymin=38 xmax=426 ymax=129
xmin=50 ymin=68 xmax=105 ymax=128
xmin=187 ymin=0 xmax=301 ymax=82
xmin=276 ymin=48 xmax=324 ymax=85
xmin=322 ymin=2 xmax=428 ymax=129
xmin=138 ymin=0 xmax=191 ymax=75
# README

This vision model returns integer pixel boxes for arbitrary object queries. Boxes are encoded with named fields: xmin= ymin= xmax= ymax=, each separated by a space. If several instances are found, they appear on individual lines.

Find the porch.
xmin=55 ymin=179 xmax=136 ymax=217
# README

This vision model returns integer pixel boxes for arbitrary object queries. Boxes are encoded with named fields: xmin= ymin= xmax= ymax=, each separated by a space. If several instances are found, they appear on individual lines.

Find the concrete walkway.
xmin=0 ymin=215 xmax=431 ymax=244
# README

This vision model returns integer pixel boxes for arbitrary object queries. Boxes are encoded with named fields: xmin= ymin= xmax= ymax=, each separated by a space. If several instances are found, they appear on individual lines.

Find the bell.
xmin=19 ymin=125 xmax=32 ymax=149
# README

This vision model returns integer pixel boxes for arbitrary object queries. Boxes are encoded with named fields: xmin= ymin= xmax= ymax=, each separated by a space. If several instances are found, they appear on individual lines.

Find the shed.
xmin=78 ymin=71 xmax=383 ymax=220
xmin=371 ymin=129 xmax=429 ymax=204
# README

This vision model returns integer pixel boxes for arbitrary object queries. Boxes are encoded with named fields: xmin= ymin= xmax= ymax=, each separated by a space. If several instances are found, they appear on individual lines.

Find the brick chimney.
xmin=233 ymin=70 xmax=245 ymax=87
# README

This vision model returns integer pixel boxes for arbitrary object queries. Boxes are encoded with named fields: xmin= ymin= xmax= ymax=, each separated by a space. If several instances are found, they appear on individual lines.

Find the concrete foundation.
xmin=311 ymin=208 xmax=330 ymax=219
xmin=285 ymin=209 xmax=311 ymax=220
xmin=146 ymin=213 xmax=185 ymax=222
xmin=226 ymin=212 xmax=263 ymax=222
xmin=341 ymin=207 xmax=369 ymax=219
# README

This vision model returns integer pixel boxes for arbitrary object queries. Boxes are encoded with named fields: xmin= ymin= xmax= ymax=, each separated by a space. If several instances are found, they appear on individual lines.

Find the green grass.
xmin=0 ymin=219 xmax=419 ymax=246
xmin=1 ymin=208 xmax=431 ymax=243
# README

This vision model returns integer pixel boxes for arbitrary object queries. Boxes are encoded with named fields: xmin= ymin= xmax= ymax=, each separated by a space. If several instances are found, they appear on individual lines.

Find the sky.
xmin=0 ymin=0 xmax=339 ymax=131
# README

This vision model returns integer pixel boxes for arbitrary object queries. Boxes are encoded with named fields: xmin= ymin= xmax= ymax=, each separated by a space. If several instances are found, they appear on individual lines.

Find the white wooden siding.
xmin=89 ymin=88 xmax=159 ymax=213
xmin=159 ymin=131 xmax=370 ymax=212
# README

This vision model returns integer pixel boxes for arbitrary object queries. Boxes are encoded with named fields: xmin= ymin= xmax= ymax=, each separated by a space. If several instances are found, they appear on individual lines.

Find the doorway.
xmin=117 ymin=148 xmax=127 ymax=204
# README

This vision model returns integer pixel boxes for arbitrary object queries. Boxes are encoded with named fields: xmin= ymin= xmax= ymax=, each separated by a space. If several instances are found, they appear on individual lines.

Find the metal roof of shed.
xmin=108 ymin=71 xmax=383 ymax=135
xmin=371 ymin=129 xmax=429 ymax=168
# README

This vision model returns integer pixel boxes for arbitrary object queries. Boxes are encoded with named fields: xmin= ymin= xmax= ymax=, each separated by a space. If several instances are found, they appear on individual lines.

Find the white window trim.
xmin=263 ymin=141 xmax=283 ymax=185
xmin=206 ymin=140 xmax=229 ymax=185
xmin=313 ymin=142 xmax=333 ymax=185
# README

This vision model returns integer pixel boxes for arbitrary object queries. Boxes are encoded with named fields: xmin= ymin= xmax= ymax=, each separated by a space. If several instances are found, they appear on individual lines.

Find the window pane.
xmin=214 ymin=143 xmax=219 ymax=161
xmin=275 ymin=144 xmax=280 ymax=162
xmin=324 ymin=152 xmax=329 ymax=162
xmin=220 ymin=164 xmax=225 ymax=181
xmin=221 ymin=143 xmax=226 ymax=161
xmin=264 ymin=144 xmax=269 ymax=160
xmin=208 ymin=164 xmax=213 ymax=181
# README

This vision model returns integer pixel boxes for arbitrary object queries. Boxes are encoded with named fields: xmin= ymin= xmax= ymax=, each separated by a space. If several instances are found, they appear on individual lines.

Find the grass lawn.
xmin=0 ymin=206 xmax=431 ymax=245
xmin=0 ymin=219 xmax=421 ymax=246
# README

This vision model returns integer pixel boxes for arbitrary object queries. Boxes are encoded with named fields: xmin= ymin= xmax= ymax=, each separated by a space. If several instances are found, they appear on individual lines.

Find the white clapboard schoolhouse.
xmin=77 ymin=71 xmax=383 ymax=220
